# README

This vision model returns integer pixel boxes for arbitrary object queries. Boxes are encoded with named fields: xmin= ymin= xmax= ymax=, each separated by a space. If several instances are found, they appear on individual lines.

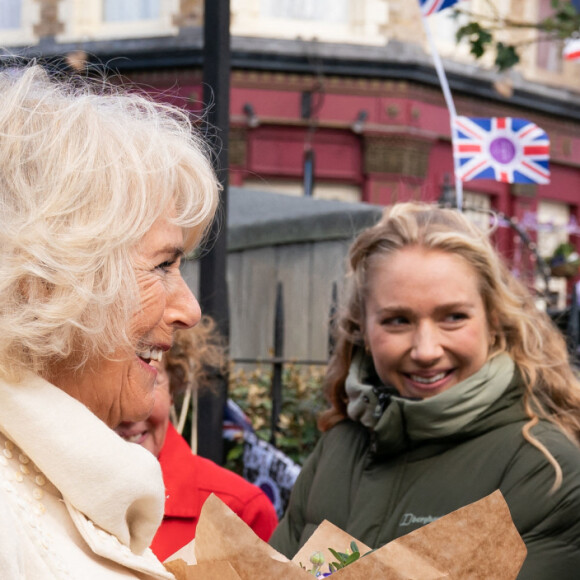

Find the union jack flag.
xmin=453 ymin=116 xmax=550 ymax=184
xmin=419 ymin=0 xmax=463 ymax=16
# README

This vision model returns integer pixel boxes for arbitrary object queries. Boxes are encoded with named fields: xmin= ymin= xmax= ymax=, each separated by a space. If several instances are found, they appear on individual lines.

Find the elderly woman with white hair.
xmin=0 ymin=65 xmax=219 ymax=578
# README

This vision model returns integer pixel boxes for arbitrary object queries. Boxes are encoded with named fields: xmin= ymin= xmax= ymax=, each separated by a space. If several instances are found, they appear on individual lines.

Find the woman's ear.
xmin=488 ymin=311 xmax=500 ymax=348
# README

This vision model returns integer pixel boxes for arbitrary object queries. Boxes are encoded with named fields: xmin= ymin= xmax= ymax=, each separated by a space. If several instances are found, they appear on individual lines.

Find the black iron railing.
xmin=232 ymin=281 xmax=336 ymax=446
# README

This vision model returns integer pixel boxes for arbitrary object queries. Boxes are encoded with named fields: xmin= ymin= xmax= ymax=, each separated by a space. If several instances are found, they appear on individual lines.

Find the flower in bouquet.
xmin=302 ymin=542 xmax=367 ymax=576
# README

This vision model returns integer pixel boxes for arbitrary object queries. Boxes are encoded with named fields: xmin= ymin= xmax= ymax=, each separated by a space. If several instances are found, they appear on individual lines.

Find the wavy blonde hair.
xmin=0 ymin=65 xmax=219 ymax=380
xmin=320 ymin=202 xmax=580 ymax=489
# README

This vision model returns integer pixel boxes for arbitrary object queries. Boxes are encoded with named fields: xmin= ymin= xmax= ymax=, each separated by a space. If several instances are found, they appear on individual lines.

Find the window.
xmin=260 ymin=0 xmax=348 ymax=23
xmin=0 ymin=0 xmax=21 ymax=29
xmin=243 ymin=179 xmax=361 ymax=202
xmin=463 ymin=191 xmax=491 ymax=232
xmin=537 ymin=200 xmax=570 ymax=259
xmin=536 ymin=200 xmax=571 ymax=310
xmin=232 ymin=0 xmax=386 ymax=46
xmin=103 ymin=0 xmax=159 ymax=22
xmin=536 ymin=0 xmax=563 ymax=73
xmin=47 ymin=0 xmax=177 ymax=42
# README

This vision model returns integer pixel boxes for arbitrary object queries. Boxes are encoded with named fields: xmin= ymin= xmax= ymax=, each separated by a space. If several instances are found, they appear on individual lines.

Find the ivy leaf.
xmin=456 ymin=22 xmax=493 ymax=59
xmin=455 ymin=22 xmax=482 ymax=43
xmin=495 ymin=43 xmax=520 ymax=71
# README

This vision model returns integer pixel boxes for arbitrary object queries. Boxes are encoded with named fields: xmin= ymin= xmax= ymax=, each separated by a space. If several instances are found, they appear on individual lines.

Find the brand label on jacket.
xmin=399 ymin=513 xmax=441 ymax=527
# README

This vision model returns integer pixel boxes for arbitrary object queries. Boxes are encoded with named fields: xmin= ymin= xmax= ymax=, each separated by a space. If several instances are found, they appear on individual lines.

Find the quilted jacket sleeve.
xmin=500 ymin=424 xmax=580 ymax=580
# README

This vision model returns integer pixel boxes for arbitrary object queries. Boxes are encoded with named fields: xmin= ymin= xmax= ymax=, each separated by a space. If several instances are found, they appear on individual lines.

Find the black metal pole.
xmin=303 ymin=147 xmax=315 ymax=197
xmin=328 ymin=281 xmax=338 ymax=358
xmin=197 ymin=0 xmax=230 ymax=464
xmin=270 ymin=282 xmax=284 ymax=446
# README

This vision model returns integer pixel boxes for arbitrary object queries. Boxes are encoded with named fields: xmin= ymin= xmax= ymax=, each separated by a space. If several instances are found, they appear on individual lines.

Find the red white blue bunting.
xmin=419 ymin=0 xmax=463 ymax=16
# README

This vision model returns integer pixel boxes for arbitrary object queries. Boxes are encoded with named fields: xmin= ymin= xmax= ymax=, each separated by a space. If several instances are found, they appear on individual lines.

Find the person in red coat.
xmin=115 ymin=318 xmax=278 ymax=562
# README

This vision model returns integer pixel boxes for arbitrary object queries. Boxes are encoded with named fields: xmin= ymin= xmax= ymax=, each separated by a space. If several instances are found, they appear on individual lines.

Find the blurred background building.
xmin=2 ymin=0 xmax=580 ymax=303
xmin=5 ymin=1 xmax=580 ymax=464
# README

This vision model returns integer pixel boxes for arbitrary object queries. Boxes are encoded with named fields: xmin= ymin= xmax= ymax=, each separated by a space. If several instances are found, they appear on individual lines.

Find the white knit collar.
xmin=0 ymin=372 xmax=164 ymax=554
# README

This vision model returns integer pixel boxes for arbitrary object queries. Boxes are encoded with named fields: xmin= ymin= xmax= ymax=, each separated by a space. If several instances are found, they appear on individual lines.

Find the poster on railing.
xmin=243 ymin=432 xmax=302 ymax=519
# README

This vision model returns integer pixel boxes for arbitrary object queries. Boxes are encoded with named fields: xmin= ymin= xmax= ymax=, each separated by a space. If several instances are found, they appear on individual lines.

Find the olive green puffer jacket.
xmin=269 ymin=355 xmax=580 ymax=579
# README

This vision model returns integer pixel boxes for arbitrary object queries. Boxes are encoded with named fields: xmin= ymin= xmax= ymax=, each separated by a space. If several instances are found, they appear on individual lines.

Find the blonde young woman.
xmin=270 ymin=203 xmax=580 ymax=579
xmin=0 ymin=65 xmax=218 ymax=578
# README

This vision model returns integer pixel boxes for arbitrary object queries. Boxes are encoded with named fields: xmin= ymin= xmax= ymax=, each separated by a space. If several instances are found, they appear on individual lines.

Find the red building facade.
xmin=8 ymin=21 xmax=580 ymax=297
xmin=126 ymin=59 xmax=580 ymax=287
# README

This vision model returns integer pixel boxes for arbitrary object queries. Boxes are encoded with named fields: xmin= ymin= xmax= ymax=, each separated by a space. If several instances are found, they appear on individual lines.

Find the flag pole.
xmin=421 ymin=13 xmax=463 ymax=210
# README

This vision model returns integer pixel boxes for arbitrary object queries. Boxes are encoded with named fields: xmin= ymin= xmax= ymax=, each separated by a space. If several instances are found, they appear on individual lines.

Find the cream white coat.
xmin=0 ymin=373 xmax=175 ymax=579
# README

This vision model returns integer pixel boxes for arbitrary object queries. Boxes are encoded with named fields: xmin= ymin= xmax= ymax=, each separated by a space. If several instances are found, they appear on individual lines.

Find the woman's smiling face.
xmin=49 ymin=211 xmax=200 ymax=428
xmin=364 ymin=245 xmax=491 ymax=400
xmin=114 ymin=361 xmax=172 ymax=458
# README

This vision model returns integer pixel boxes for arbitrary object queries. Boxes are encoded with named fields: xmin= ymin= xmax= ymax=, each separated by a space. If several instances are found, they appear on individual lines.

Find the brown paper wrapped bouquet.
xmin=164 ymin=490 xmax=526 ymax=579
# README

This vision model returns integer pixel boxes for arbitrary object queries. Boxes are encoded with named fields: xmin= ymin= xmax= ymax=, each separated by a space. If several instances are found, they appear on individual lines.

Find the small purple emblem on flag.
xmin=453 ymin=116 xmax=550 ymax=184
xmin=419 ymin=0 xmax=462 ymax=16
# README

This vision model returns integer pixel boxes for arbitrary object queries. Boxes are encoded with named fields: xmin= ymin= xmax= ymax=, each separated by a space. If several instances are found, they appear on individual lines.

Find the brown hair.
xmin=164 ymin=316 xmax=228 ymax=395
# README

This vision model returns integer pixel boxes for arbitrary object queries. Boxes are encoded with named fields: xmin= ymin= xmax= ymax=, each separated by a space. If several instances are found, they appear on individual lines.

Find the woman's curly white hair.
xmin=0 ymin=65 xmax=219 ymax=380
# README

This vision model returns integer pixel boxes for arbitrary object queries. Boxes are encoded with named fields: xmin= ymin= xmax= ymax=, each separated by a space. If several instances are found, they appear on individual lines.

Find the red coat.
xmin=151 ymin=423 xmax=278 ymax=562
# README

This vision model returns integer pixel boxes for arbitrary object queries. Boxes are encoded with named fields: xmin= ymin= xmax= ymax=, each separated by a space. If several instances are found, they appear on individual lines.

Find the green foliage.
xmin=494 ymin=43 xmax=519 ymax=71
xmin=552 ymin=242 xmax=578 ymax=259
xmin=327 ymin=542 xmax=363 ymax=572
xmin=544 ymin=0 xmax=580 ymax=37
xmin=225 ymin=363 xmax=327 ymax=473
xmin=454 ymin=0 xmax=580 ymax=71
xmin=549 ymin=242 xmax=580 ymax=278
xmin=300 ymin=542 xmax=371 ymax=576
xmin=456 ymin=21 xmax=493 ymax=59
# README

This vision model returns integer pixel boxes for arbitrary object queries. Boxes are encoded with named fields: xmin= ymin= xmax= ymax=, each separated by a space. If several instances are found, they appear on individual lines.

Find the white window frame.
xmin=58 ymin=0 xmax=179 ymax=42
xmin=0 ymin=0 xmax=38 ymax=46
xmin=537 ymin=200 xmax=571 ymax=260
xmin=260 ymin=0 xmax=349 ymax=24
xmin=103 ymin=0 xmax=160 ymax=23
xmin=231 ymin=0 xmax=388 ymax=46
xmin=0 ymin=0 xmax=21 ymax=30
xmin=536 ymin=200 xmax=571 ymax=310
xmin=463 ymin=190 xmax=491 ymax=232
xmin=242 ymin=178 xmax=361 ymax=202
